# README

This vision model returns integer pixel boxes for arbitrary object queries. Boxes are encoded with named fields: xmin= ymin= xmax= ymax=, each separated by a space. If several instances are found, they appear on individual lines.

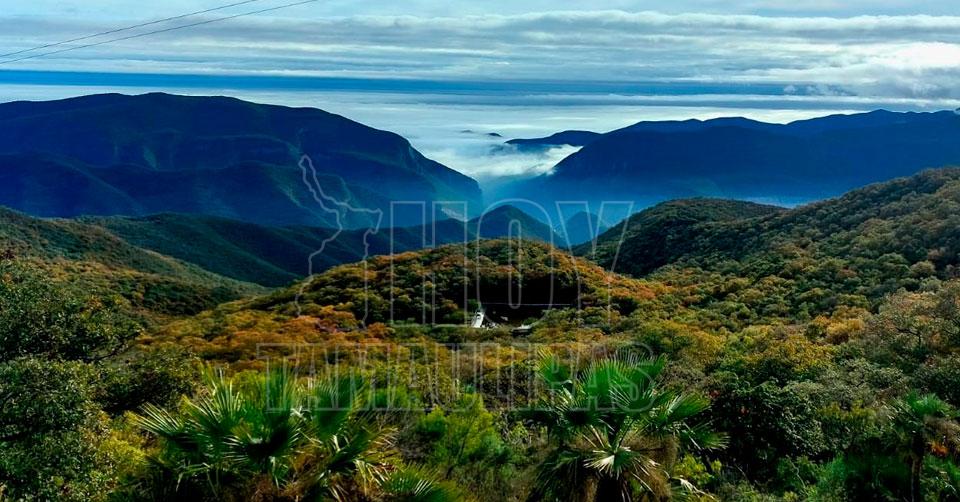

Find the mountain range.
xmin=207 ymin=167 xmax=960 ymax=331
xmin=0 ymin=203 xmax=555 ymax=290
xmin=8 ymin=164 xmax=960 ymax=322
xmin=0 ymin=93 xmax=482 ymax=227
xmin=93 ymin=204 xmax=558 ymax=286
xmin=505 ymin=110 xmax=960 ymax=214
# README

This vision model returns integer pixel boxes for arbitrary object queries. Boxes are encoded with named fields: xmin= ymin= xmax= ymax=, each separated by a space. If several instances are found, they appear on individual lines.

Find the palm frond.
xmin=380 ymin=465 xmax=464 ymax=502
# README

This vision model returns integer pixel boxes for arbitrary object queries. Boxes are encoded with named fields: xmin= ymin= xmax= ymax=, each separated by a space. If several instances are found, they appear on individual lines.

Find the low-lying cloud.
xmin=427 ymin=141 xmax=581 ymax=181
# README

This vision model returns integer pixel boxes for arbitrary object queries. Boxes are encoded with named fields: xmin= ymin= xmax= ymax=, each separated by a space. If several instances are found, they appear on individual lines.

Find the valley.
xmin=3 ymin=93 xmax=960 ymax=501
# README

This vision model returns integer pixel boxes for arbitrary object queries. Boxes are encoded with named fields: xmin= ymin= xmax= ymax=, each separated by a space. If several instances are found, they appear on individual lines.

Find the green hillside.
xmin=0 ymin=207 xmax=263 ymax=316
xmin=249 ymin=238 xmax=652 ymax=325
xmin=587 ymin=168 xmax=960 ymax=323
xmin=580 ymin=198 xmax=783 ymax=273
xmin=88 ymin=204 xmax=560 ymax=287
xmin=12 ymin=169 xmax=960 ymax=502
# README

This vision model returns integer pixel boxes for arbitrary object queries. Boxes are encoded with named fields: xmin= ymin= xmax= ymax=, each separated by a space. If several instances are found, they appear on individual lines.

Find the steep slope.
xmin=511 ymin=110 xmax=960 ymax=211
xmin=88 ymin=205 xmax=560 ymax=287
xmin=471 ymin=205 xmax=559 ymax=242
xmin=585 ymin=168 xmax=960 ymax=314
xmin=0 ymin=154 xmax=392 ymax=227
xmin=558 ymin=211 xmax=615 ymax=246
xmin=0 ymin=93 xmax=482 ymax=226
xmin=0 ymin=207 xmax=263 ymax=316
xmin=579 ymin=199 xmax=785 ymax=275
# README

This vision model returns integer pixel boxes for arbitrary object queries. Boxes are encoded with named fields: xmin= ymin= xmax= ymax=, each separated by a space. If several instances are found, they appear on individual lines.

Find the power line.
xmin=0 ymin=0 xmax=267 ymax=59
xmin=0 ymin=0 xmax=319 ymax=65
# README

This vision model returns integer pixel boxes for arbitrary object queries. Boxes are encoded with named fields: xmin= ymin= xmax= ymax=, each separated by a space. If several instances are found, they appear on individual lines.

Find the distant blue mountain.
xmin=505 ymin=130 xmax=601 ymax=152
xmin=507 ymin=110 xmax=960 ymax=211
xmin=0 ymin=93 xmax=482 ymax=227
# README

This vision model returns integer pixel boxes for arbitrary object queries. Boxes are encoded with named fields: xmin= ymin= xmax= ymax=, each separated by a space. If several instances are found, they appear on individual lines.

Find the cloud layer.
xmin=2 ymin=8 xmax=960 ymax=104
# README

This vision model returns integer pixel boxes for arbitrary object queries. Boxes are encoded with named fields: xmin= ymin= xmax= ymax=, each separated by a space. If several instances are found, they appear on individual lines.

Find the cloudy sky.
xmin=1 ymin=1 xmax=958 ymax=179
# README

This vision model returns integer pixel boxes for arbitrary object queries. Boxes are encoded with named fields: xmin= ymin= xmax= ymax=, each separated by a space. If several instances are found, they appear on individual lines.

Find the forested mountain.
xmin=189 ymin=238 xmax=655 ymax=333
xmin=586 ymin=168 xmax=960 ymax=322
xmin=578 ymin=198 xmax=785 ymax=274
xmin=590 ymin=168 xmax=960 ymax=277
xmin=509 ymin=110 xmax=960 ymax=211
xmin=0 ymin=93 xmax=482 ymax=227
xmin=0 ymin=201 xmax=559 ymax=315
xmin=87 ymin=204 xmax=559 ymax=287
xmin=8 ymin=96 xmax=960 ymax=502
xmin=10 ymin=169 xmax=960 ymax=502
xmin=0 ymin=207 xmax=261 ymax=316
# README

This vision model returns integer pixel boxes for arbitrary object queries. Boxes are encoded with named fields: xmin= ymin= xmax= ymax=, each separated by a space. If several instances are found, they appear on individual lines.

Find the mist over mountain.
xmin=504 ymin=110 xmax=960 ymax=214
xmin=504 ymin=130 xmax=601 ymax=152
xmin=0 ymin=93 xmax=482 ymax=227
xmin=557 ymin=211 xmax=614 ymax=246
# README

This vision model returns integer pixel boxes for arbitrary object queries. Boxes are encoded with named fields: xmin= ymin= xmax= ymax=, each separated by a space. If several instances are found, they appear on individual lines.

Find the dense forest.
xmin=4 ymin=169 xmax=960 ymax=500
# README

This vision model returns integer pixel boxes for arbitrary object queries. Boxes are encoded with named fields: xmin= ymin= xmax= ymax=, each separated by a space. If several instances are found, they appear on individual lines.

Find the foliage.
xmin=134 ymin=368 xmax=458 ymax=501
xmin=13 ymin=169 xmax=960 ymax=500
xmin=0 ymin=261 xmax=200 ymax=501
xmin=527 ymin=353 xmax=725 ymax=501
xmin=0 ymin=260 xmax=139 ymax=361
xmin=411 ymin=392 xmax=519 ymax=496
xmin=99 ymin=346 xmax=200 ymax=414
xmin=0 ymin=358 xmax=121 ymax=501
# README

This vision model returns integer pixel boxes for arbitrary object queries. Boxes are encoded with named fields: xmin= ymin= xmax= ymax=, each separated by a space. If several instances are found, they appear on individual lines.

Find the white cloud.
xmin=2 ymin=9 xmax=960 ymax=102
xmin=428 ymin=143 xmax=582 ymax=180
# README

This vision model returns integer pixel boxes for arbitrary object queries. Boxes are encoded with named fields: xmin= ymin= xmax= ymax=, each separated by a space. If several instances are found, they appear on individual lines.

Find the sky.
xmin=0 ymin=0 xmax=958 ymax=181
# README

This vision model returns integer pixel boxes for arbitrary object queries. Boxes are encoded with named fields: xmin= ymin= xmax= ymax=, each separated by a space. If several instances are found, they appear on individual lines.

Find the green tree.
xmin=0 ymin=261 xmax=138 ymax=362
xmin=413 ymin=392 xmax=518 ymax=497
xmin=0 ymin=262 xmax=148 ymax=500
xmin=0 ymin=358 xmax=123 ymax=501
xmin=708 ymin=374 xmax=827 ymax=480
xmin=890 ymin=393 xmax=960 ymax=502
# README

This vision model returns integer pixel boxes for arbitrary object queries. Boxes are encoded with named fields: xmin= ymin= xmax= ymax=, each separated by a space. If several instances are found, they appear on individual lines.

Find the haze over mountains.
xmin=4 ymin=92 xmax=960 ymax=291
xmin=503 ymin=110 xmax=960 ymax=212
xmin=4 ymin=93 xmax=960 ymax=230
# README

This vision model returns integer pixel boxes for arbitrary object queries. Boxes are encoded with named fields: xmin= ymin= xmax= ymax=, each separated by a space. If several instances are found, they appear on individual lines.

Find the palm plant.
xmin=135 ymin=368 xmax=401 ymax=501
xmin=889 ymin=392 xmax=960 ymax=502
xmin=527 ymin=353 xmax=725 ymax=502
xmin=379 ymin=465 xmax=465 ymax=502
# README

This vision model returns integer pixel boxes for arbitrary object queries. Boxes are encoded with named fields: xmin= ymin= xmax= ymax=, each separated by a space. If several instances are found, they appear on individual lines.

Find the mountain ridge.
xmin=0 ymin=92 xmax=482 ymax=227
xmin=506 ymin=109 xmax=960 ymax=214
xmin=584 ymin=168 xmax=960 ymax=309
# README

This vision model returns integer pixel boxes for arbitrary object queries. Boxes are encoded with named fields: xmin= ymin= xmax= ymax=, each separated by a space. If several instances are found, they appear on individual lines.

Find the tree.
xmin=890 ymin=393 xmax=960 ymax=502
xmin=413 ymin=392 xmax=518 ymax=497
xmin=0 ymin=358 xmax=123 ymax=501
xmin=0 ymin=262 xmax=146 ymax=500
xmin=0 ymin=261 xmax=139 ymax=362
xmin=527 ymin=353 xmax=725 ymax=501
xmin=708 ymin=375 xmax=827 ymax=480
